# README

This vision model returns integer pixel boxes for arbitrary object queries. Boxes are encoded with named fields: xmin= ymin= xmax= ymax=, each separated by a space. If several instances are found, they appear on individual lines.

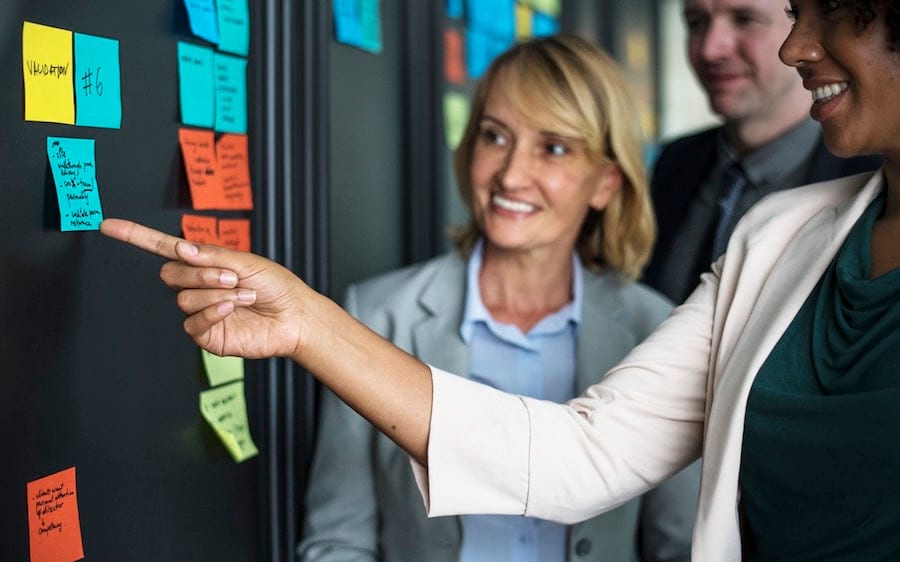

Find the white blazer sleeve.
xmin=412 ymin=266 xmax=717 ymax=525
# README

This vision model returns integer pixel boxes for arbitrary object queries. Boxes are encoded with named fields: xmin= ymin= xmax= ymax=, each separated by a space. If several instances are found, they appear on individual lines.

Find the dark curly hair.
xmin=848 ymin=0 xmax=900 ymax=50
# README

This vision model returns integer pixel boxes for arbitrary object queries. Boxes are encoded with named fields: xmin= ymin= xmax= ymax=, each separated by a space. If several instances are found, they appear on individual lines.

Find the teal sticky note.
xmin=216 ymin=0 xmax=250 ymax=56
xmin=74 ymin=33 xmax=121 ymax=129
xmin=47 ymin=137 xmax=104 ymax=231
xmin=183 ymin=0 xmax=219 ymax=44
xmin=465 ymin=27 xmax=510 ymax=80
xmin=178 ymin=42 xmax=215 ymax=128
xmin=214 ymin=53 xmax=247 ymax=134
xmin=446 ymin=0 xmax=463 ymax=18
xmin=465 ymin=0 xmax=514 ymax=42
xmin=532 ymin=12 xmax=559 ymax=37
xmin=333 ymin=0 xmax=382 ymax=54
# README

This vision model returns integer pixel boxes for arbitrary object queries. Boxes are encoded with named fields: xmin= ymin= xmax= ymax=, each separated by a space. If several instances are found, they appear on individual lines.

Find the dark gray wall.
xmin=1 ymin=0 xmax=264 ymax=559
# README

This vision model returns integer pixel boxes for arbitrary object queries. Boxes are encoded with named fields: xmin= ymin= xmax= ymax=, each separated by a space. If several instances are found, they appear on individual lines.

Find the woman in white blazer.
xmin=102 ymin=1 xmax=900 ymax=559
xmin=299 ymin=35 xmax=696 ymax=562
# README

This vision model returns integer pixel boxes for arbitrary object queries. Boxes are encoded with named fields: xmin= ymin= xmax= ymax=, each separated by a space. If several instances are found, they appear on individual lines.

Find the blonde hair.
xmin=451 ymin=34 xmax=656 ymax=280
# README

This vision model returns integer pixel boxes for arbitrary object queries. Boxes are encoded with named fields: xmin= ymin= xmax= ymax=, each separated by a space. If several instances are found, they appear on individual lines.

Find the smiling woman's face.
xmin=780 ymin=0 xmax=900 ymax=159
xmin=468 ymin=82 xmax=620 ymax=260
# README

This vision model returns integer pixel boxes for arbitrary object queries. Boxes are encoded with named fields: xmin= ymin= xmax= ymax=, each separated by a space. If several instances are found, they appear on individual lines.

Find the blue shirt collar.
xmin=459 ymin=238 xmax=582 ymax=345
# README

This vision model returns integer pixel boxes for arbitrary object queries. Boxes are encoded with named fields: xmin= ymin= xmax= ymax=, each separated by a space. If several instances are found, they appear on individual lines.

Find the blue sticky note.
xmin=47 ymin=137 xmax=103 ymax=231
xmin=532 ymin=11 xmax=559 ymax=37
xmin=178 ymin=42 xmax=215 ymax=128
xmin=465 ymin=27 xmax=510 ymax=80
xmin=214 ymin=53 xmax=247 ymax=133
xmin=216 ymin=0 xmax=250 ymax=56
xmin=446 ymin=0 xmax=463 ymax=18
xmin=183 ymin=0 xmax=219 ymax=44
xmin=465 ymin=0 xmax=514 ymax=43
xmin=74 ymin=33 xmax=122 ymax=129
xmin=333 ymin=0 xmax=382 ymax=54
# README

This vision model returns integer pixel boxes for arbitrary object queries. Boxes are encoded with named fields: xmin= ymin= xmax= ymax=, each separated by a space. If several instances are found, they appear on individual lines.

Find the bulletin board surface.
xmin=0 ymin=1 xmax=262 ymax=560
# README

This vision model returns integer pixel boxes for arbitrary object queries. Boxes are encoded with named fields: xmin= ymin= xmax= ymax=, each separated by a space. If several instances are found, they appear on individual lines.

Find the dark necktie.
xmin=712 ymin=162 xmax=748 ymax=260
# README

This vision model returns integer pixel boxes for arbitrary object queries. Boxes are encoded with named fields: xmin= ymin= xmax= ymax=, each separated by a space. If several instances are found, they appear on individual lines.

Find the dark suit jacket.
xmin=643 ymin=126 xmax=881 ymax=303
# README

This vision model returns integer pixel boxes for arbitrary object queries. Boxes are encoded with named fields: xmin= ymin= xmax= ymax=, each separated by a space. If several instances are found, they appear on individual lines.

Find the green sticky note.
xmin=178 ymin=41 xmax=215 ymax=128
xmin=443 ymin=92 xmax=470 ymax=150
xmin=199 ymin=381 xmax=258 ymax=462
xmin=47 ymin=137 xmax=104 ymax=231
xmin=74 ymin=32 xmax=122 ymax=129
xmin=201 ymin=349 xmax=244 ymax=386
xmin=214 ymin=52 xmax=247 ymax=134
xmin=216 ymin=0 xmax=250 ymax=56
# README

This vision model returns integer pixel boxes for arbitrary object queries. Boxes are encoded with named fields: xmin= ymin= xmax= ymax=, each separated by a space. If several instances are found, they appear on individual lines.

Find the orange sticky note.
xmin=26 ymin=466 xmax=85 ymax=562
xmin=215 ymin=134 xmax=254 ymax=210
xmin=443 ymin=29 xmax=465 ymax=85
xmin=178 ymin=128 xmax=222 ymax=210
xmin=182 ymin=214 xmax=220 ymax=244
xmin=218 ymin=218 xmax=251 ymax=252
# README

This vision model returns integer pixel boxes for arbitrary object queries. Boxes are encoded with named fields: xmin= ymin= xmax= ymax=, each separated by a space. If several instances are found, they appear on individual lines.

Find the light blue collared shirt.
xmin=458 ymin=239 xmax=582 ymax=562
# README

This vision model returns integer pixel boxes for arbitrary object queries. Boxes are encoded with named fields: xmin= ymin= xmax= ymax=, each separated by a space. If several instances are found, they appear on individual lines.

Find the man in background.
xmin=644 ymin=0 xmax=880 ymax=303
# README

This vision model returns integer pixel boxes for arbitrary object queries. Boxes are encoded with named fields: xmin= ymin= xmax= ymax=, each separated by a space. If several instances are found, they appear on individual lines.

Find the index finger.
xmin=100 ymin=218 xmax=184 ymax=260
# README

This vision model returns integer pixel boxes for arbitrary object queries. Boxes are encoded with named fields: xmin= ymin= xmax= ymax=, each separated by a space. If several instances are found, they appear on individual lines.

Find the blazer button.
xmin=574 ymin=538 xmax=592 ymax=557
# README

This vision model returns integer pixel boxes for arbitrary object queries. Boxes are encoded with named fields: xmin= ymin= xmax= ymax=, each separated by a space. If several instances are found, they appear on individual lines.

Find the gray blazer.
xmin=298 ymin=252 xmax=699 ymax=562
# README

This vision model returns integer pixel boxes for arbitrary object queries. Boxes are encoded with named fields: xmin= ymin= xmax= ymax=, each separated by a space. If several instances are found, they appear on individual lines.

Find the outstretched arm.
xmin=100 ymin=218 xmax=432 ymax=465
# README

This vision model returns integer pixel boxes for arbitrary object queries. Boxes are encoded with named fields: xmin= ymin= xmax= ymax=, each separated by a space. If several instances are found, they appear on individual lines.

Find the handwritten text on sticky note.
xmin=23 ymin=22 xmax=75 ymax=124
xmin=47 ymin=137 xmax=104 ymax=231
xmin=200 ymin=380 xmax=258 ymax=462
xmin=26 ymin=466 xmax=85 ymax=562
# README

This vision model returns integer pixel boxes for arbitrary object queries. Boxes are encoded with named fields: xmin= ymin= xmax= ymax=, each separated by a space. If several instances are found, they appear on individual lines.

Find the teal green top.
xmin=740 ymin=193 xmax=900 ymax=561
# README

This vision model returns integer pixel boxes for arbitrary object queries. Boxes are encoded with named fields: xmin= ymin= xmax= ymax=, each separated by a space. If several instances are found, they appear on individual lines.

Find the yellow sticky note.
xmin=201 ymin=349 xmax=244 ymax=386
xmin=200 ymin=381 xmax=258 ymax=462
xmin=23 ymin=22 xmax=75 ymax=124
xmin=443 ymin=92 xmax=470 ymax=150
xmin=516 ymin=5 xmax=533 ymax=40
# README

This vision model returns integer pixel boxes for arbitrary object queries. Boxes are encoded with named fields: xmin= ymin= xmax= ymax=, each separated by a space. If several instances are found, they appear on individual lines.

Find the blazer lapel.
xmin=576 ymin=273 xmax=626 ymax=393
xmin=412 ymin=254 xmax=470 ymax=377
xmin=695 ymin=171 xmax=883 ymax=560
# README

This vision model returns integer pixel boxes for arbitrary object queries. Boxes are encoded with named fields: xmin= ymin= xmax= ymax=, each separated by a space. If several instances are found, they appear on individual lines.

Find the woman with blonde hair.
xmin=297 ymin=35 xmax=695 ymax=561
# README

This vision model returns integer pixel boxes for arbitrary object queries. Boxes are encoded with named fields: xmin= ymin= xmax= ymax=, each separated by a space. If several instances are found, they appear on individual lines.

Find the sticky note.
xmin=214 ymin=53 xmax=247 ymax=134
xmin=215 ymin=133 xmax=253 ymax=210
xmin=202 ymin=349 xmax=244 ymax=386
xmin=443 ymin=92 xmax=470 ymax=150
xmin=532 ymin=11 xmax=559 ymax=37
xmin=218 ymin=218 xmax=251 ymax=252
xmin=515 ymin=5 xmax=533 ymax=40
xmin=465 ymin=27 xmax=509 ymax=80
xmin=47 ymin=137 xmax=103 ymax=231
xmin=216 ymin=0 xmax=250 ymax=56
xmin=332 ymin=0 xmax=383 ymax=54
xmin=464 ymin=0 xmax=515 ymax=43
xmin=443 ymin=29 xmax=465 ymax=84
xmin=26 ymin=466 xmax=85 ymax=562
xmin=446 ymin=0 xmax=463 ymax=19
xmin=178 ymin=128 xmax=221 ymax=210
xmin=183 ymin=0 xmax=220 ymax=44
xmin=22 ymin=22 xmax=75 ymax=125
xmin=182 ymin=213 xmax=219 ymax=244
xmin=178 ymin=42 xmax=215 ymax=128
xmin=200 ymin=381 xmax=259 ymax=462
xmin=520 ymin=0 xmax=561 ymax=17
xmin=74 ymin=33 xmax=121 ymax=129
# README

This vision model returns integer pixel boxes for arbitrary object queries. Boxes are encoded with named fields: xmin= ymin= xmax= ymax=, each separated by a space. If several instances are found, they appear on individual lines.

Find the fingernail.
xmin=217 ymin=301 xmax=234 ymax=315
xmin=220 ymin=271 xmax=238 ymax=286
xmin=179 ymin=241 xmax=199 ymax=256
xmin=237 ymin=289 xmax=256 ymax=303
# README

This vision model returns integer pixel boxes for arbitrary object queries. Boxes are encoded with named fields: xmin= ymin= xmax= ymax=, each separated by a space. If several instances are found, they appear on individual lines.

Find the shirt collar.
xmin=716 ymin=118 xmax=820 ymax=188
xmin=460 ymin=238 xmax=582 ymax=343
